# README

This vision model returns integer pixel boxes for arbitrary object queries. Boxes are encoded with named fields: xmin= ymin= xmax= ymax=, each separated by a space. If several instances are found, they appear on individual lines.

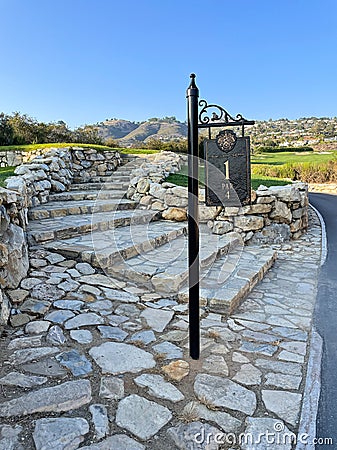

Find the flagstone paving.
xmin=0 ymin=158 xmax=322 ymax=449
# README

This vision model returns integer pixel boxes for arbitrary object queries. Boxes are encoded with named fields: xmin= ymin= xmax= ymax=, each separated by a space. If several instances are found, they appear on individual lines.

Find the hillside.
xmin=95 ymin=116 xmax=337 ymax=150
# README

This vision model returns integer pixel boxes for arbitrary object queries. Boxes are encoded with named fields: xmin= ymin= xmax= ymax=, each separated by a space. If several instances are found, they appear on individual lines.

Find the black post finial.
xmin=187 ymin=73 xmax=199 ymax=97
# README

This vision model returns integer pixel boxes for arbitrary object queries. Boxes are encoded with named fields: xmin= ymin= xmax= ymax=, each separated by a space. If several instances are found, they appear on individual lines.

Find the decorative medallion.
xmin=216 ymin=130 xmax=237 ymax=153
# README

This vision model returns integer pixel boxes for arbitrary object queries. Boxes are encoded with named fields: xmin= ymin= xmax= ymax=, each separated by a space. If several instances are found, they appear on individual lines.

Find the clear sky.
xmin=1 ymin=0 xmax=336 ymax=128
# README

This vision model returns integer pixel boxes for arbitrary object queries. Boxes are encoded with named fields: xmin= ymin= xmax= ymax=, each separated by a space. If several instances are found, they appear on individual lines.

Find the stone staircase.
xmin=26 ymin=155 xmax=277 ymax=315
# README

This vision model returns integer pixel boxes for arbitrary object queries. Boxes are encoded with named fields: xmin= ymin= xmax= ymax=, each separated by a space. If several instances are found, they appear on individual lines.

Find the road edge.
xmin=295 ymin=204 xmax=326 ymax=449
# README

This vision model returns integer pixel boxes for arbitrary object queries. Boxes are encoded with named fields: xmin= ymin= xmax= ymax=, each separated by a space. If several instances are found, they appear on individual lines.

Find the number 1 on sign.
xmin=224 ymin=161 xmax=230 ymax=179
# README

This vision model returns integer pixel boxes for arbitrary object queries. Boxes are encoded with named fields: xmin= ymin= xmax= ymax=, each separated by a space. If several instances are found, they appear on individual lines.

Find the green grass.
xmin=0 ymin=166 xmax=15 ymax=187
xmin=0 ymin=143 xmax=160 ymax=155
xmin=165 ymin=165 xmax=289 ymax=190
xmin=252 ymin=151 xmax=336 ymax=165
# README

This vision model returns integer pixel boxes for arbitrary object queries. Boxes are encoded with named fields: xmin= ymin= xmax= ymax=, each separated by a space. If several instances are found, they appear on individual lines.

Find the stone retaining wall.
xmin=127 ymin=154 xmax=309 ymax=242
xmin=0 ymin=146 xmax=121 ymax=326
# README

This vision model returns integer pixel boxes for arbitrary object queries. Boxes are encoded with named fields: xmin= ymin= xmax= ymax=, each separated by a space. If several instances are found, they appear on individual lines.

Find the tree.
xmin=0 ymin=113 xmax=14 ymax=145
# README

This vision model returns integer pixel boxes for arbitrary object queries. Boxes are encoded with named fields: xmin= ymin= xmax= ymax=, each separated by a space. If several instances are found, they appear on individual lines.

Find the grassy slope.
xmin=251 ymin=151 xmax=335 ymax=165
xmin=0 ymin=166 xmax=15 ymax=187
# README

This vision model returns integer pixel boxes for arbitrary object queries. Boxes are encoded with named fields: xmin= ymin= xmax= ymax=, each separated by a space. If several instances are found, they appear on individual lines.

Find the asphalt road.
xmin=309 ymin=193 xmax=337 ymax=449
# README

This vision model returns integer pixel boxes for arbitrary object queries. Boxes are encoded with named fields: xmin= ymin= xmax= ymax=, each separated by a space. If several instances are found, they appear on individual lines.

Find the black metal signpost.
xmin=186 ymin=73 xmax=255 ymax=360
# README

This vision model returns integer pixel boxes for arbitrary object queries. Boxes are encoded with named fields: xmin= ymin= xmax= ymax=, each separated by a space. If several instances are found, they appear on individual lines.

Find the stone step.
xmin=103 ymin=230 xmax=242 ymax=292
xmin=27 ymin=209 xmax=158 ymax=244
xmin=44 ymin=221 xmax=187 ymax=262
xmin=70 ymin=181 xmax=129 ymax=191
xmin=28 ymin=198 xmax=138 ymax=220
xmin=48 ymin=190 xmax=127 ymax=202
xmin=181 ymin=246 xmax=277 ymax=315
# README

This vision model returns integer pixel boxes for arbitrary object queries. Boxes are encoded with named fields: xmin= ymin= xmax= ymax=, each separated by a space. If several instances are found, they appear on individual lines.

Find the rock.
xmin=75 ymin=262 xmax=95 ymax=275
xmin=45 ymin=253 xmax=65 ymax=264
xmin=137 ymin=179 xmax=150 ymax=194
xmin=167 ymin=421 xmax=222 ymax=450
xmin=127 ymin=330 xmax=156 ymax=345
xmin=64 ymin=313 xmax=104 ymax=329
xmin=8 ymin=335 xmax=43 ymax=350
xmin=152 ymin=341 xmax=183 ymax=359
xmin=20 ymin=358 xmax=67 ymax=377
xmin=162 ymin=207 xmax=187 ymax=221
xmin=250 ymin=223 xmax=290 ymax=244
xmin=234 ymin=215 xmax=264 ymax=231
xmin=161 ymin=360 xmax=190 ymax=381
xmin=0 ymin=380 xmax=92 ymax=417
xmin=101 ymin=287 xmax=139 ymax=303
xmin=182 ymin=401 xmax=241 ymax=433
xmin=53 ymin=299 xmax=84 ymax=310
xmin=164 ymin=193 xmax=188 ymax=208
xmin=265 ymin=372 xmax=302 ymax=390
xmin=269 ymin=185 xmax=301 ymax=202
xmin=9 ymin=346 xmax=59 ymax=365
xmin=45 ymin=309 xmax=75 ymax=324
xmin=116 ymin=394 xmax=172 ymax=440
xmin=0 ymin=424 xmax=23 ymax=450
xmin=242 ymin=417 xmax=292 ymax=450
xmin=212 ymin=221 xmax=233 ymax=235
xmin=88 ymin=300 xmax=113 ymax=313
xmin=31 ymin=283 xmax=64 ymax=301
xmin=149 ymin=183 xmax=166 ymax=200
xmin=233 ymin=364 xmax=262 ymax=385
xmin=194 ymin=373 xmax=256 ymax=415
xmin=9 ymin=313 xmax=32 ymax=327
xmin=99 ymin=376 xmax=124 ymax=400
xmin=89 ymin=404 xmax=109 ymax=440
xmin=25 ymin=320 xmax=51 ymax=334
xmin=80 ymin=435 xmax=145 ymax=450
xmin=20 ymin=298 xmax=51 ymax=315
xmin=7 ymin=289 xmax=29 ymax=304
xmin=0 ymin=372 xmax=47 ymax=388
xmin=33 ymin=417 xmax=89 ymax=450
xmin=56 ymin=349 xmax=93 ymax=376
xmin=135 ymin=374 xmax=184 ymax=402
xmin=269 ymin=200 xmax=292 ymax=224
xmin=140 ymin=307 xmax=174 ymax=332
xmin=202 ymin=354 xmax=229 ymax=375
xmin=20 ymin=277 xmax=43 ymax=290
xmin=199 ymin=206 xmax=221 ymax=222
xmin=78 ymin=274 xmax=125 ymax=289
xmin=97 ymin=325 xmax=128 ymax=341
xmin=70 ymin=329 xmax=93 ymax=344
xmin=46 ymin=325 xmax=67 ymax=345
xmin=89 ymin=342 xmax=156 ymax=374
xmin=262 ymin=390 xmax=302 ymax=426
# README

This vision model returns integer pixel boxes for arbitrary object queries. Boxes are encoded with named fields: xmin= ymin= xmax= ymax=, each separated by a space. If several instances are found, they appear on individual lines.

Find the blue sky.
xmin=1 ymin=0 xmax=336 ymax=128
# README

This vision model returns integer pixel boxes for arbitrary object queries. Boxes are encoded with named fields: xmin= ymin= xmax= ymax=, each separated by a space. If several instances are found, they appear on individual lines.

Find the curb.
xmin=295 ymin=204 xmax=326 ymax=449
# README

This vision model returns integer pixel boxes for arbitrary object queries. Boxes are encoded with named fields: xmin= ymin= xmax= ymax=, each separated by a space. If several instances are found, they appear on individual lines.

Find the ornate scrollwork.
xmin=216 ymin=130 xmax=237 ymax=153
xmin=199 ymin=99 xmax=247 ymax=125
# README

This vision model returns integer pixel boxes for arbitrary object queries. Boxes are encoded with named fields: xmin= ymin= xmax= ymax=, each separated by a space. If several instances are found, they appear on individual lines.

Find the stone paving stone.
xmin=99 ymin=376 xmax=124 ymax=400
xmin=78 ymin=274 xmax=126 ymax=289
xmin=265 ymin=372 xmax=302 ymax=390
xmin=7 ymin=335 xmax=43 ymax=350
xmin=56 ymin=349 xmax=93 ymax=376
xmin=70 ymin=329 xmax=93 ymax=344
xmin=233 ymin=364 xmax=262 ymax=386
xmin=0 ymin=371 xmax=47 ymax=388
xmin=183 ymin=402 xmax=241 ymax=433
xmin=45 ymin=309 xmax=75 ymax=324
xmin=232 ymin=352 xmax=250 ymax=363
xmin=134 ymin=374 xmax=184 ymax=402
xmin=202 ymin=355 xmax=228 ymax=375
xmin=89 ymin=404 xmax=109 ymax=440
xmin=0 ymin=424 xmax=23 ymax=450
xmin=20 ymin=277 xmax=43 ymax=290
xmin=152 ymin=341 xmax=183 ymax=359
xmin=278 ymin=350 xmax=304 ymax=363
xmin=58 ymin=279 xmax=80 ymax=292
xmin=0 ymin=380 xmax=92 ymax=417
xmin=9 ymin=346 xmax=60 ymax=365
xmin=97 ymin=325 xmax=128 ymax=341
xmin=80 ymin=434 xmax=145 ymax=450
xmin=31 ymin=283 xmax=65 ymax=301
xmin=20 ymin=357 xmax=68 ymax=377
xmin=20 ymin=298 xmax=51 ymax=315
xmin=46 ymin=325 xmax=67 ymax=345
xmin=100 ymin=287 xmax=139 ymax=303
xmin=53 ymin=299 xmax=84 ymax=310
xmin=241 ymin=329 xmax=279 ymax=343
xmin=194 ymin=374 xmax=256 ymax=415
xmin=242 ymin=417 xmax=292 ymax=450
xmin=270 ymin=326 xmax=307 ymax=341
xmin=239 ymin=340 xmax=278 ymax=356
xmin=161 ymin=360 xmax=190 ymax=381
xmin=280 ymin=341 xmax=307 ymax=355
xmin=33 ymin=417 xmax=89 ymax=450
xmin=262 ymin=390 xmax=302 ymax=426
xmin=64 ymin=313 xmax=104 ymax=329
xmin=89 ymin=342 xmax=156 ymax=374
xmin=116 ymin=394 xmax=172 ymax=440
xmin=254 ymin=358 xmax=302 ymax=376
xmin=140 ymin=307 xmax=174 ymax=332
xmin=88 ymin=300 xmax=113 ymax=314
xmin=114 ymin=304 xmax=140 ymax=318
xmin=161 ymin=329 xmax=188 ymax=342
xmin=167 ymin=421 xmax=222 ymax=450
xmin=127 ymin=329 xmax=156 ymax=345
xmin=46 ymin=253 xmax=65 ymax=264
xmin=75 ymin=262 xmax=95 ymax=275
xmin=25 ymin=320 xmax=51 ymax=334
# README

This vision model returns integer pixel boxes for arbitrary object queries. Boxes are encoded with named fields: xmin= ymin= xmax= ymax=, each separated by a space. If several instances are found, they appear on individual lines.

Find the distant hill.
xmin=97 ymin=117 xmax=187 ymax=146
xmin=96 ymin=116 xmax=337 ymax=150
